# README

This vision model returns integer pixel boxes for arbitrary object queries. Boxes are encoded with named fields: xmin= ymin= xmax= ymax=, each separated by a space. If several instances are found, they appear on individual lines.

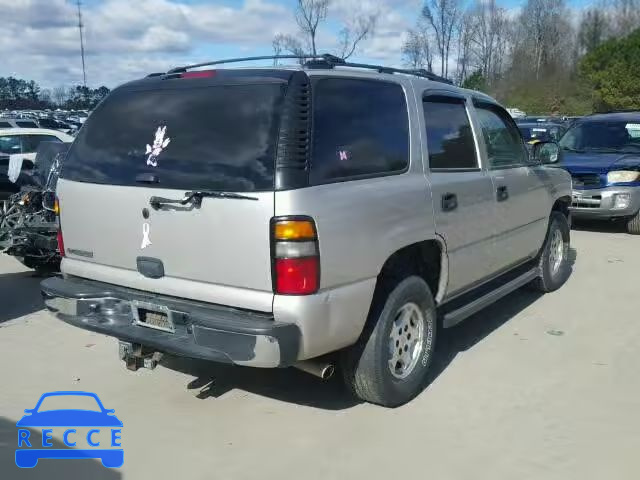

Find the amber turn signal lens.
xmin=273 ymin=220 xmax=316 ymax=240
xmin=53 ymin=199 xmax=60 ymax=215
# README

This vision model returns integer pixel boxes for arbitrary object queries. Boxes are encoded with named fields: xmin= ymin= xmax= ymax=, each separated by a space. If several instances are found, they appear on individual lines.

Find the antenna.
xmin=76 ymin=0 xmax=87 ymax=87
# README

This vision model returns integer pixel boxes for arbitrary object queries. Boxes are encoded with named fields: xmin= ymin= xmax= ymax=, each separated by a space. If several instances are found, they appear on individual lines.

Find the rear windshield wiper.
xmin=150 ymin=190 xmax=258 ymax=210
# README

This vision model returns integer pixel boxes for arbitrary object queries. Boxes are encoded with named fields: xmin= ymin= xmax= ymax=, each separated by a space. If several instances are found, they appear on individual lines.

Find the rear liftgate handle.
xmin=441 ymin=192 xmax=458 ymax=212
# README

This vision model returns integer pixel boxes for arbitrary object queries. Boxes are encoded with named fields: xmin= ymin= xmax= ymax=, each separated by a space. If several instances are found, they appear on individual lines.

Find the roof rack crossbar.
xmin=165 ymin=53 xmax=452 ymax=84
xmin=167 ymin=54 xmax=324 ymax=74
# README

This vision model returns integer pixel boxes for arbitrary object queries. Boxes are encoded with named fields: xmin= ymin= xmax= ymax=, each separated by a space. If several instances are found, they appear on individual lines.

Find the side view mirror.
xmin=531 ymin=141 xmax=560 ymax=164
xmin=42 ymin=191 xmax=56 ymax=211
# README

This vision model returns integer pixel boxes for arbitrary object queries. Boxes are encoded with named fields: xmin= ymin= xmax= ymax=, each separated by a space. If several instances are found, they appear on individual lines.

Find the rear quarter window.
xmin=310 ymin=78 xmax=409 ymax=184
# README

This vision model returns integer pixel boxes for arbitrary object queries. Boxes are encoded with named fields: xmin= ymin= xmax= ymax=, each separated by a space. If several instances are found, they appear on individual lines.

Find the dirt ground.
xmin=1 ymin=220 xmax=639 ymax=480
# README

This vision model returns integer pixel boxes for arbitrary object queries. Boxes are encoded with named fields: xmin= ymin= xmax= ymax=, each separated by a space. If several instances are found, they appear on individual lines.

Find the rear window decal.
xmin=338 ymin=149 xmax=350 ymax=161
xmin=145 ymin=126 xmax=171 ymax=167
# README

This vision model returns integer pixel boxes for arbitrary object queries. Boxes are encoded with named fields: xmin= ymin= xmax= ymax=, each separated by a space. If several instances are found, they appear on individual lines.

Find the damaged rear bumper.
xmin=41 ymin=276 xmax=300 ymax=368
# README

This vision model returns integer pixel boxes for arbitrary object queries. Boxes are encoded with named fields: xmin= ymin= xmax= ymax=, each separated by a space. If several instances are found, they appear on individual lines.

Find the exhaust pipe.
xmin=294 ymin=360 xmax=335 ymax=380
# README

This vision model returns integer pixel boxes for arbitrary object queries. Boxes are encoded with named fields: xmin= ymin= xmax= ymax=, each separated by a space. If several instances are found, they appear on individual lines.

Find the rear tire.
xmin=531 ymin=211 xmax=571 ymax=293
xmin=626 ymin=211 xmax=640 ymax=235
xmin=340 ymin=276 xmax=437 ymax=407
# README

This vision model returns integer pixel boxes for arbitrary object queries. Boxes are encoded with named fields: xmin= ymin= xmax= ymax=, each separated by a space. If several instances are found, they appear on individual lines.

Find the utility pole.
xmin=77 ymin=0 xmax=87 ymax=87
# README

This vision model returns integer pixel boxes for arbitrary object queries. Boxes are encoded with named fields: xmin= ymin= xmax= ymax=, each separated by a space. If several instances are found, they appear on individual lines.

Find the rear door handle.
xmin=441 ymin=193 xmax=458 ymax=212
xmin=497 ymin=185 xmax=509 ymax=202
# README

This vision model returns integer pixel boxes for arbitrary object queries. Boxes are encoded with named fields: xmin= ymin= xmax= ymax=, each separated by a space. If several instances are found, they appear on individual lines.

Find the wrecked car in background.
xmin=0 ymin=141 xmax=70 ymax=272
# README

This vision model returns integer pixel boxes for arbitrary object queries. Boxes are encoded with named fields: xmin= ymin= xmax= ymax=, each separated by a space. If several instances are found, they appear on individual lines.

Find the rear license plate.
xmin=132 ymin=301 xmax=175 ymax=333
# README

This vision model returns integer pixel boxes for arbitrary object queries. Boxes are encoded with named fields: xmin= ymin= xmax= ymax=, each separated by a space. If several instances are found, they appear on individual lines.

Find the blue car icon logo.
xmin=16 ymin=391 xmax=123 ymax=468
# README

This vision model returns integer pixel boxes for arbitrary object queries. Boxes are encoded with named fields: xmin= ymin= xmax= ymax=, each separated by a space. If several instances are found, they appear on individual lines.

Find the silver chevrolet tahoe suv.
xmin=42 ymin=55 xmax=572 ymax=407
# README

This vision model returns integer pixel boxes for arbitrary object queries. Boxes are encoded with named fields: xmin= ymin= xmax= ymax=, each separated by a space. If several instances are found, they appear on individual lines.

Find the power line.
xmin=76 ymin=0 xmax=87 ymax=87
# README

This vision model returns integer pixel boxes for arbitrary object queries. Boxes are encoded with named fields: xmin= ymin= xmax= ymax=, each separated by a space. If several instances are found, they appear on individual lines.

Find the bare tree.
xmin=518 ymin=0 xmax=567 ymax=80
xmin=295 ymin=0 xmax=330 ymax=56
xmin=612 ymin=0 xmax=640 ymax=37
xmin=455 ymin=11 xmax=474 ymax=84
xmin=422 ymin=0 xmax=462 ymax=77
xmin=338 ymin=13 xmax=378 ymax=60
xmin=469 ymin=0 xmax=508 ymax=81
xmin=52 ymin=86 xmax=69 ymax=106
xmin=402 ymin=27 xmax=434 ymax=70
xmin=39 ymin=88 xmax=52 ymax=105
xmin=272 ymin=33 xmax=306 ymax=65
xmin=578 ymin=8 xmax=611 ymax=54
xmin=272 ymin=34 xmax=284 ymax=64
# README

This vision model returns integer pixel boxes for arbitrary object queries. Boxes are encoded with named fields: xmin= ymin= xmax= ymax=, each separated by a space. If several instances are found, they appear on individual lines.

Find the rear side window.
xmin=64 ymin=84 xmax=286 ymax=192
xmin=0 ymin=121 xmax=11 ymax=128
xmin=21 ymin=135 xmax=62 ymax=153
xmin=423 ymin=98 xmax=477 ymax=169
xmin=310 ymin=78 xmax=409 ymax=184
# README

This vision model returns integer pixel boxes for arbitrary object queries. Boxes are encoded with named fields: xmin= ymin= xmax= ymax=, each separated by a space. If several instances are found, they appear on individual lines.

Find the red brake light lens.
xmin=55 ymin=197 xmax=64 ymax=257
xmin=271 ymin=217 xmax=319 ymax=295
xmin=275 ymin=257 xmax=319 ymax=295
xmin=180 ymin=70 xmax=216 ymax=79
xmin=57 ymin=229 xmax=65 ymax=257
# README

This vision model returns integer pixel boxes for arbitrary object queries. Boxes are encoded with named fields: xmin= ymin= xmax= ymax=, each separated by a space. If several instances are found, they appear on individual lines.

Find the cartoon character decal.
xmin=145 ymin=126 xmax=171 ymax=167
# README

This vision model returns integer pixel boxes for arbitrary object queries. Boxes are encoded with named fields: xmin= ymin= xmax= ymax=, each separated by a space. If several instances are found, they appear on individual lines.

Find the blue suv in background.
xmin=558 ymin=112 xmax=640 ymax=234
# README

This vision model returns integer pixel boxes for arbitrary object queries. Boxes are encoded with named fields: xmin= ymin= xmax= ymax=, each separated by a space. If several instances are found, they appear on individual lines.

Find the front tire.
xmin=340 ymin=276 xmax=437 ymax=407
xmin=531 ymin=211 xmax=571 ymax=292
xmin=627 ymin=211 xmax=640 ymax=235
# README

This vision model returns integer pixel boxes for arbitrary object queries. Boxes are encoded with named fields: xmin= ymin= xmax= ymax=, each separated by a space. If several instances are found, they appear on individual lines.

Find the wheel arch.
xmin=552 ymin=195 xmax=571 ymax=219
xmin=376 ymin=237 xmax=448 ymax=305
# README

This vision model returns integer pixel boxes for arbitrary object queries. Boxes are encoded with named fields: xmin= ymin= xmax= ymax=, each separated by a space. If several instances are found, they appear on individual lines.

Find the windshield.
xmin=63 ymin=83 xmax=285 ymax=192
xmin=559 ymin=120 xmax=640 ymax=153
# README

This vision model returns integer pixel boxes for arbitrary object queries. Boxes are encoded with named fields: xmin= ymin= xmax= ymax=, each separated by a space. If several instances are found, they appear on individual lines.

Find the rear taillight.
xmin=57 ymin=229 xmax=65 ymax=257
xmin=55 ymin=198 xmax=65 ymax=257
xmin=271 ymin=218 xmax=319 ymax=295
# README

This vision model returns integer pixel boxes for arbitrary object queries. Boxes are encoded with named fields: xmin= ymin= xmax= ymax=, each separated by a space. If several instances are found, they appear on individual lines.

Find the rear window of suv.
xmin=63 ymin=83 xmax=286 ymax=192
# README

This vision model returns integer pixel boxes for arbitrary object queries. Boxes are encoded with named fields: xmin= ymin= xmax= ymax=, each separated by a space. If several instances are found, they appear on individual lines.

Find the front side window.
xmin=310 ymin=78 xmax=409 ymax=184
xmin=0 ymin=135 xmax=22 ymax=154
xmin=476 ymin=105 xmax=527 ymax=168
xmin=423 ymin=98 xmax=478 ymax=169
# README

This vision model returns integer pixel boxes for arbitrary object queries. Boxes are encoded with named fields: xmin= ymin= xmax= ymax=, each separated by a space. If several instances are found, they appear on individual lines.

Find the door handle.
xmin=441 ymin=192 xmax=458 ymax=212
xmin=497 ymin=185 xmax=509 ymax=202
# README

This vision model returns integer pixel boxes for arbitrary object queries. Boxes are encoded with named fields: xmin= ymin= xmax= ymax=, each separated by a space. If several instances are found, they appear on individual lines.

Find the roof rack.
xmin=165 ymin=53 xmax=452 ymax=84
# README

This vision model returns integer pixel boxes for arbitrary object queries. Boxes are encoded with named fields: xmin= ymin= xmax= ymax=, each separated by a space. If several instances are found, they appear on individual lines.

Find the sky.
xmin=1 ymin=0 xmax=596 ymax=89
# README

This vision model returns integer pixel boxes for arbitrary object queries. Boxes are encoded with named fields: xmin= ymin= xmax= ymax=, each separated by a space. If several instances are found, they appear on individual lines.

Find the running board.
xmin=442 ymin=268 xmax=539 ymax=328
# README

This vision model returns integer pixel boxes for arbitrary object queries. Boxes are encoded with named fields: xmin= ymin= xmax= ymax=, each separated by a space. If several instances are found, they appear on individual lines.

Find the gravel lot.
xmin=1 ymin=221 xmax=639 ymax=480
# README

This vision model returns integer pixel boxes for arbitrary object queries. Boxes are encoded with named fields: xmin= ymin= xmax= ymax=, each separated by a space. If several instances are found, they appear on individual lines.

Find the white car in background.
xmin=0 ymin=128 xmax=74 ymax=204
xmin=0 ymin=128 xmax=74 ymax=164
xmin=0 ymin=118 xmax=40 ymax=129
